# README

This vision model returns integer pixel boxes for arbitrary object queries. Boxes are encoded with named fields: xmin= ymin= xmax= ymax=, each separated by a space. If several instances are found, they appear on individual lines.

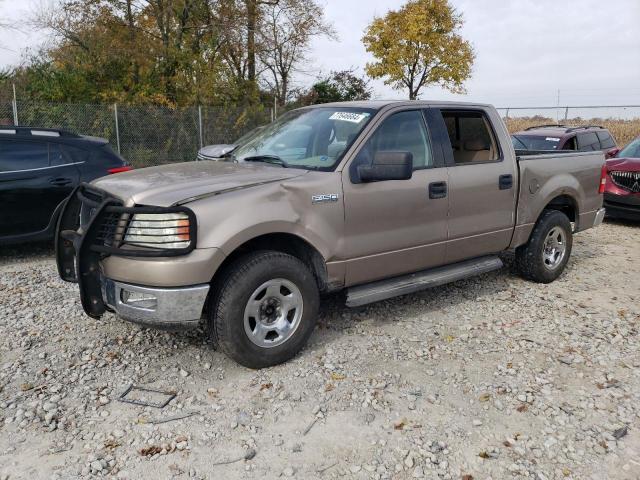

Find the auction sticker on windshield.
xmin=545 ymin=137 xmax=561 ymax=142
xmin=329 ymin=112 xmax=370 ymax=123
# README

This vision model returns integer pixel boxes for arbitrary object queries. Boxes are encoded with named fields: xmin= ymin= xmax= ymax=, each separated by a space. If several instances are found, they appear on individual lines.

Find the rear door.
xmin=341 ymin=108 xmax=449 ymax=285
xmin=432 ymin=108 xmax=517 ymax=263
xmin=0 ymin=139 xmax=80 ymax=239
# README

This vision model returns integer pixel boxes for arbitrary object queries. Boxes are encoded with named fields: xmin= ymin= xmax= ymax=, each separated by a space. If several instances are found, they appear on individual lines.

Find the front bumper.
xmin=604 ymin=193 xmax=640 ymax=220
xmin=102 ymin=278 xmax=209 ymax=329
xmin=55 ymin=184 xmax=201 ymax=321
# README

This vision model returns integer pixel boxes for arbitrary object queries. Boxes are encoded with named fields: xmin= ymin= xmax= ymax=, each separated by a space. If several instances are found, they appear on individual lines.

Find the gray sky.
xmin=1 ymin=0 xmax=639 ymax=108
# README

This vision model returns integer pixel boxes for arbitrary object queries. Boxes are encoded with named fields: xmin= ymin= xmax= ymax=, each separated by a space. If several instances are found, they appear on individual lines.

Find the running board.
xmin=346 ymin=256 xmax=503 ymax=307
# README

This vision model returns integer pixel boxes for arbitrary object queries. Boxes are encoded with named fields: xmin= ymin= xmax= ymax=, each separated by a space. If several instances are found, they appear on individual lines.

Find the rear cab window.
xmin=441 ymin=110 xmax=500 ymax=164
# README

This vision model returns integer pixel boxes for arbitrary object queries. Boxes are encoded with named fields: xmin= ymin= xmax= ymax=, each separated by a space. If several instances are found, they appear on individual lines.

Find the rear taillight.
xmin=598 ymin=164 xmax=607 ymax=194
xmin=107 ymin=166 xmax=133 ymax=174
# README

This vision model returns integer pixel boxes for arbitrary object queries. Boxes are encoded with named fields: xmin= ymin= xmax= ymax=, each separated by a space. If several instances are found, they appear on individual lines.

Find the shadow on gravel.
xmin=604 ymin=217 xmax=640 ymax=228
xmin=0 ymin=241 xmax=54 ymax=264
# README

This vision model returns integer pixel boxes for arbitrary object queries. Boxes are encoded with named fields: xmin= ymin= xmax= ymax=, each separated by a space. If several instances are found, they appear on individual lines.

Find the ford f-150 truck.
xmin=56 ymin=101 xmax=606 ymax=368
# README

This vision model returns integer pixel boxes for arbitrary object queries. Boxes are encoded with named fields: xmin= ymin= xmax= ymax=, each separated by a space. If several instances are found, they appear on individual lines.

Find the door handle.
xmin=50 ymin=178 xmax=73 ymax=187
xmin=428 ymin=181 xmax=447 ymax=199
xmin=499 ymin=174 xmax=513 ymax=190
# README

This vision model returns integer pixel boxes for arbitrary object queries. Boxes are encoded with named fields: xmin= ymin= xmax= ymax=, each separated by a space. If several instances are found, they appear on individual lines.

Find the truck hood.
xmin=92 ymin=161 xmax=308 ymax=207
xmin=606 ymin=157 xmax=640 ymax=172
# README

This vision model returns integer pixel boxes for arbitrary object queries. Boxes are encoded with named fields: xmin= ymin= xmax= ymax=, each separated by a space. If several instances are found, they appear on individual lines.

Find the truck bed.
xmin=514 ymin=150 xmax=604 ymax=236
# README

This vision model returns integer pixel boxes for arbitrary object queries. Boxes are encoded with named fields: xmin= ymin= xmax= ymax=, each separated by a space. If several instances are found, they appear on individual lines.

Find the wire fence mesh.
xmin=0 ymin=101 xmax=272 ymax=168
xmin=1 ymin=101 xmax=639 ymax=167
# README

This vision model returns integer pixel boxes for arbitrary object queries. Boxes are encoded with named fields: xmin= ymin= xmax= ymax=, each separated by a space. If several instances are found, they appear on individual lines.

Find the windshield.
xmin=232 ymin=107 xmax=375 ymax=170
xmin=618 ymin=137 xmax=640 ymax=158
xmin=512 ymin=135 xmax=562 ymax=150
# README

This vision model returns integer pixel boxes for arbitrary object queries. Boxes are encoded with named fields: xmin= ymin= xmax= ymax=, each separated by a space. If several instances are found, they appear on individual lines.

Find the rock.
xmin=282 ymin=466 xmax=295 ymax=477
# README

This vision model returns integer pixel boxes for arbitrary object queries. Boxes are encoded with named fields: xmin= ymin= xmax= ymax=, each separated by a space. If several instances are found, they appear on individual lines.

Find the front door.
xmin=341 ymin=108 xmax=449 ymax=286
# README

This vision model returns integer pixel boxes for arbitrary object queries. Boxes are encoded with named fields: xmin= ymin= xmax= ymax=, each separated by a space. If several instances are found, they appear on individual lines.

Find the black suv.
xmin=0 ymin=127 xmax=130 ymax=245
xmin=511 ymin=125 xmax=617 ymax=155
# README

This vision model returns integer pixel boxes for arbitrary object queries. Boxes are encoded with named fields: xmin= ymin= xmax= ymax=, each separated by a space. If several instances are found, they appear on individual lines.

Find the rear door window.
xmin=596 ymin=131 xmax=615 ymax=149
xmin=577 ymin=132 xmax=600 ymax=151
xmin=0 ymin=140 xmax=49 ymax=172
xmin=441 ymin=110 xmax=500 ymax=163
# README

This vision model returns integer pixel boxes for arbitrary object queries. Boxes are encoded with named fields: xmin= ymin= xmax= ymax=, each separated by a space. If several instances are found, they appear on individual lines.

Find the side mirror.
xmin=605 ymin=147 xmax=620 ymax=159
xmin=356 ymin=151 xmax=413 ymax=183
xmin=197 ymin=144 xmax=238 ymax=161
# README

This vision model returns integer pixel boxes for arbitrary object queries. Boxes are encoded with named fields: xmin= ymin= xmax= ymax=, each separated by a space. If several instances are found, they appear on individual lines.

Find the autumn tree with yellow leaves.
xmin=362 ymin=0 xmax=474 ymax=100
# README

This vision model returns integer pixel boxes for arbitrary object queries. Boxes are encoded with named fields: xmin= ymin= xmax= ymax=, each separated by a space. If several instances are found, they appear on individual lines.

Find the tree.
xmin=310 ymin=70 xmax=372 ymax=104
xmin=258 ymin=0 xmax=335 ymax=106
xmin=362 ymin=0 xmax=474 ymax=100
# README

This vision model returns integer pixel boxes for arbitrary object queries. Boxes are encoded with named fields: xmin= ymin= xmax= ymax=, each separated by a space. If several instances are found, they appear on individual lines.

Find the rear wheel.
xmin=515 ymin=209 xmax=573 ymax=283
xmin=208 ymin=251 xmax=319 ymax=369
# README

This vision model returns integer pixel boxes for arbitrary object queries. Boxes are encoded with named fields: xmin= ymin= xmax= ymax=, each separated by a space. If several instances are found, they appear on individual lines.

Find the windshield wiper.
xmin=242 ymin=155 xmax=289 ymax=168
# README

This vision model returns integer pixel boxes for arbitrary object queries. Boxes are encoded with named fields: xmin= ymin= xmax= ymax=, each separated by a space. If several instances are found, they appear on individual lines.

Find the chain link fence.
xmin=2 ymin=101 xmax=639 ymax=166
xmin=0 ymin=101 xmax=272 ymax=168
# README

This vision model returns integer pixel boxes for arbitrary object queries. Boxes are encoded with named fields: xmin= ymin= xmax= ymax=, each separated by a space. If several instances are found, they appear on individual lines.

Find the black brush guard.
xmin=55 ymin=184 xmax=196 ymax=319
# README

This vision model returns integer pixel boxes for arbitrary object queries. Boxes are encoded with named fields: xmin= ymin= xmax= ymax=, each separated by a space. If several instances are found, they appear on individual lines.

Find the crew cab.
xmin=56 ymin=101 xmax=606 ymax=368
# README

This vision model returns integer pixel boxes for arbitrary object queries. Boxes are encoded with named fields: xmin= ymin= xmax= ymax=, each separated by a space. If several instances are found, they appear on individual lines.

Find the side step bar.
xmin=346 ymin=256 xmax=503 ymax=307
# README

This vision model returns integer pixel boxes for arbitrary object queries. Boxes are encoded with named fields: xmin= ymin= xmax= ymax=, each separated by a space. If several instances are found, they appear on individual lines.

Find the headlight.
xmin=124 ymin=213 xmax=191 ymax=249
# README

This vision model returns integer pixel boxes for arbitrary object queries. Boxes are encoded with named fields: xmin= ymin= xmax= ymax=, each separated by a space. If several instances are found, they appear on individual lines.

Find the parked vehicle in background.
xmin=0 ymin=127 xmax=130 ymax=245
xmin=56 ymin=101 xmax=605 ymax=369
xmin=511 ymin=124 xmax=618 ymax=156
xmin=602 ymin=136 xmax=640 ymax=220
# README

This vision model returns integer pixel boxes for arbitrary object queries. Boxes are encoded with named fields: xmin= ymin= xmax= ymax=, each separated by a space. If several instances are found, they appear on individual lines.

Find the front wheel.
xmin=208 ymin=251 xmax=319 ymax=369
xmin=515 ymin=209 xmax=573 ymax=283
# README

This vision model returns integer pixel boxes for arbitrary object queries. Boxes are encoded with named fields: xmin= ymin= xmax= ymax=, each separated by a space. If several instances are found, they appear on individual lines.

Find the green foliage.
xmin=2 ymin=0 xmax=333 ymax=109
xmin=311 ymin=70 xmax=372 ymax=104
xmin=289 ymin=70 xmax=372 ymax=107
xmin=362 ymin=0 xmax=474 ymax=100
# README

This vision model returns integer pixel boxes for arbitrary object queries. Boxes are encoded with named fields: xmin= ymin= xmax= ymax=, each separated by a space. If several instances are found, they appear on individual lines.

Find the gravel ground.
xmin=1 ymin=221 xmax=639 ymax=480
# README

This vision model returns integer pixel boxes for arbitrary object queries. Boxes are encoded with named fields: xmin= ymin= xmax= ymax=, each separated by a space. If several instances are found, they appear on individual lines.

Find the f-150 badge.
xmin=312 ymin=194 xmax=339 ymax=204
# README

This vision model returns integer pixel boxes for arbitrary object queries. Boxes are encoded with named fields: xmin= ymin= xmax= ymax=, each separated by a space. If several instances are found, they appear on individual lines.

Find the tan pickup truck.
xmin=56 ymin=101 xmax=606 ymax=368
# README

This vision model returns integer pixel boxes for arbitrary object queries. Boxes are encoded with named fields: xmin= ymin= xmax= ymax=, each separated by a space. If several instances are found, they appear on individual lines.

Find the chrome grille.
xmin=610 ymin=171 xmax=640 ymax=193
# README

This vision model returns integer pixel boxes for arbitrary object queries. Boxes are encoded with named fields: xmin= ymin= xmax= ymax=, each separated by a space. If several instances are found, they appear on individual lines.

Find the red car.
xmin=603 ymin=136 xmax=640 ymax=220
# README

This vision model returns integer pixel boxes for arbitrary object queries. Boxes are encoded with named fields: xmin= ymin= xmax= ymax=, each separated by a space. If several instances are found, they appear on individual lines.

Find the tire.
xmin=208 ymin=251 xmax=320 ymax=369
xmin=515 ymin=209 xmax=573 ymax=283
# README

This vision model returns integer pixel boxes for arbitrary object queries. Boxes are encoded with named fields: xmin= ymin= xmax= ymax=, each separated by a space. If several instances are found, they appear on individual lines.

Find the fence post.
xmin=564 ymin=106 xmax=569 ymax=122
xmin=505 ymin=108 xmax=510 ymax=119
xmin=198 ymin=105 xmax=203 ymax=149
xmin=113 ymin=103 xmax=121 ymax=154
xmin=12 ymin=83 xmax=18 ymax=126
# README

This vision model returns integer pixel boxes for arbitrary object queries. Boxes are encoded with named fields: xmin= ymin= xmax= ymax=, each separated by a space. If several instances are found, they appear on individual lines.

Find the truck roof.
xmin=302 ymin=100 xmax=494 ymax=110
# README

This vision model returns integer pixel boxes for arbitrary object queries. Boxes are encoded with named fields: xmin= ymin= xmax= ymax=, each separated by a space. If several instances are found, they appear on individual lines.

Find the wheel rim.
xmin=542 ymin=226 xmax=567 ymax=270
xmin=243 ymin=278 xmax=304 ymax=348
